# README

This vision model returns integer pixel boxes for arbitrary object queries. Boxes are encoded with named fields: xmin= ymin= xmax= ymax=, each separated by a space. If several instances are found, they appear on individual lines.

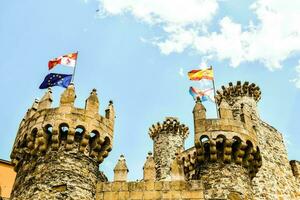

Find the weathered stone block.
xmin=103 ymin=191 xmax=118 ymax=199
xmin=128 ymin=182 xmax=136 ymax=191
xmin=136 ymin=181 xmax=145 ymax=191
xmin=121 ymin=182 xmax=129 ymax=191
xmin=144 ymin=191 xmax=161 ymax=199
xmin=103 ymin=183 xmax=112 ymax=192
xmin=154 ymin=181 xmax=163 ymax=191
xmin=129 ymin=191 xmax=143 ymax=199
xmin=144 ymin=180 xmax=155 ymax=191
xmin=181 ymin=190 xmax=204 ymax=199
xmin=118 ymin=191 xmax=130 ymax=200
xmin=170 ymin=181 xmax=184 ymax=191
xmin=111 ymin=182 xmax=122 ymax=191
xmin=162 ymin=181 xmax=170 ymax=191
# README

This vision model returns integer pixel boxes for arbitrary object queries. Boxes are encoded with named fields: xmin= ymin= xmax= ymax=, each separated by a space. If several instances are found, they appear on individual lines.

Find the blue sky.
xmin=0 ymin=0 xmax=299 ymax=181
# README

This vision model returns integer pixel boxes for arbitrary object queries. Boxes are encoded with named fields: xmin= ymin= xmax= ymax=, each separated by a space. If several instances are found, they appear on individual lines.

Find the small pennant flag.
xmin=189 ymin=87 xmax=214 ymax=102
xmin=188 ymin=66 xmax=214 ymax=81
xmin=39 ymin=73 xmax=72 ymax=89
xmin=48 ymin=52 xmax=78 ymax=70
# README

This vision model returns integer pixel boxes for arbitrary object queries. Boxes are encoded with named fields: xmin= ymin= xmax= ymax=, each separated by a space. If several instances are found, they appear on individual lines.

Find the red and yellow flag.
xmin=188 ymin=67 xmax=214 ymax=81
xmin=48 ymin=52 xmax=78 ymax=70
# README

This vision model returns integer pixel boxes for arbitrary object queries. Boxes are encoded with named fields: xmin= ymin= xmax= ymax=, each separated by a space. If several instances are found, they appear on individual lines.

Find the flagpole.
xmin=71 ymin=51 xmax=78 ymax=83
xmin=211 ymin=66 xmax=219 ymax=118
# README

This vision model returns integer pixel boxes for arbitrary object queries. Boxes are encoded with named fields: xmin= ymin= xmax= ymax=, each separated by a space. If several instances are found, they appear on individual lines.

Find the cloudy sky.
xmin=1 ymin=0 xmax=299 ymax=180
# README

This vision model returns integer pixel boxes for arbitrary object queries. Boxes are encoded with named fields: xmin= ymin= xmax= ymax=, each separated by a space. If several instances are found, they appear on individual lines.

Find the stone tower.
xmin=10 ymin=85 xmax=114 ymax=200
xmin=148 ymin=117 xmax=189 ymax=181
xmin=214 ymin=81 xmax=299 ymax=199
xmin=189 ymin=81 xmax=263 ymax=199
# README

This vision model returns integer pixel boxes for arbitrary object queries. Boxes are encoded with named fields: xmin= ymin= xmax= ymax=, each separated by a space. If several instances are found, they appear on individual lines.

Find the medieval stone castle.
xmin=9 ymin=81 xmax=300 ymax=199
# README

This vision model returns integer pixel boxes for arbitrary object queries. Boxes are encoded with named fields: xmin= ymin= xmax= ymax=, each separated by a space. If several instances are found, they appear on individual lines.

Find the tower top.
xmin=148 ymin=117 xmax=189 ymax=140
xmin=10 ymin=85 xmax=115 ymax=172
xmin=215 ymin=81 xmax=261 ymax=106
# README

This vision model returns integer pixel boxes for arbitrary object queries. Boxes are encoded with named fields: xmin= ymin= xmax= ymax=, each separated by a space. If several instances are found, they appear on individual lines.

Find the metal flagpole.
xmin=71 ymin=51 xmax=78 ymax=83
xmin=210 ymin=66 xmax=220 ymax=118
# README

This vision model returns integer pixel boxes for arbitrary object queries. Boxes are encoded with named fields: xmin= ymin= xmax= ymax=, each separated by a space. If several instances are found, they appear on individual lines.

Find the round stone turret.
xmin=149 ymin=117 xmax=189 ymax=181
xmin=10 ymin=85 xmax=115 ymax=200
xmin=215 ymin=81 xmax=261 ymax=119
xmin=187 ymin=82 xmax=263 ymax=199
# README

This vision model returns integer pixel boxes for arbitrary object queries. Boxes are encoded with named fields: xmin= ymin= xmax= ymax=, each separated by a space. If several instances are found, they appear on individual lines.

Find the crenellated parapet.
xmin=215 ymin=81 xmax=262 ymax=122
xmin=149 ymin=117 xmax=189 ymax=140
xmin=215 ymin=81 xmax=261 ymax=106
xmin=10 ymin=84 xmax=114 ymax=172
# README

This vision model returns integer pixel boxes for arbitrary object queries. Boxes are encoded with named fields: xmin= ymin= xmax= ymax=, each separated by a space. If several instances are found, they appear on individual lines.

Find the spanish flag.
xmin=188 ymin=66 xmax=214 ymax=81
xmin=48 ymin=52 xmax=78 ymax=70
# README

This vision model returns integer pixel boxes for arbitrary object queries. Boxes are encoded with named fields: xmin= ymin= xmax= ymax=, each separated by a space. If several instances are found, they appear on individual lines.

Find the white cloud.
xmin=98 ymin=0 xmax=218 ymax=26
xmin=155 ymin=0 xmax=300 ymax=70
xmin=98 ymin=0 xmax=300 ymax=84
xmin=179 ymin=68 xmax=184 ymax=77
xmin=290 ymin=60 xmax=300 ymax=88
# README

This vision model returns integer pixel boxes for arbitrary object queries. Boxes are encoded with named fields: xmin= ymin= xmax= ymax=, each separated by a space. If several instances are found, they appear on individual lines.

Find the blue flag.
xmin=39 ymin=73 xmax=72 ymax=89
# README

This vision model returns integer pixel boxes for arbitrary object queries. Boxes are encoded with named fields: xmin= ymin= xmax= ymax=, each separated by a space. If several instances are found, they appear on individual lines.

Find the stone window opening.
xmin=200 ymin=135 xmax=209 ymax=144
xmin=232 ymin=136 xmax=242 ymax=158
xmin=59 ymin=123 xmax=69 ymax=141
xmin=245 ymin=140 xmax=254 ymax=159
xmin=75 ymin=126 xmax=85 ymax=143
xmin=45 ymin=124 xmax=53 ymax=145
xmin=89 ymin=130 xmax=99 ymax=149
xmin=216 ymin=135 xmax=226 ymax=160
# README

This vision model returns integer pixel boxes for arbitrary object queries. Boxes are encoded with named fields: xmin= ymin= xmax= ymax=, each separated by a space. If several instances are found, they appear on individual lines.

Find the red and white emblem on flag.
xmin=48 ymin=52 xmax=78 ymax=70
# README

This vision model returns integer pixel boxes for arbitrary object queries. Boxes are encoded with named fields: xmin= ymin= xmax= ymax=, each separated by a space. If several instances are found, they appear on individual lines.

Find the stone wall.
xmin=153 ymin=133 xmax=185 ymax=181
xmin=96 ymin=180 xmax=204 ymax=200
xmin=199 ymin=162 xmax=253 ymax=199
xmin=252 ymin=121 xmax=300 ymax=200
xmin=11 ymin=144 xmax=99 ymax=200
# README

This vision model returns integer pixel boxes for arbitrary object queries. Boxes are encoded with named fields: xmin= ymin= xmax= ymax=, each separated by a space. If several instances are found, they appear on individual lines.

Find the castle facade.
xmin=9 ymin=82 xmax=300 ymax=199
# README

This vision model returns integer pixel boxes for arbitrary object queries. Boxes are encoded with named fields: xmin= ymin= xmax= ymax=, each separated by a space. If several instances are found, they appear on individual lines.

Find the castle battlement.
xmin=11 ymin=85 xmax=114 ymax=170
xmin=9 ymin=81 xmax=300 ymax=200
xmin=10 ymin=85 xmax=115 ymax=200
xmin=215 ymin=81 xmax=261 ymax=106
xmin=149 ymin=117 xmax=189 ymax=140
xmin=96 ymin=180 xmax=204 ymax=200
